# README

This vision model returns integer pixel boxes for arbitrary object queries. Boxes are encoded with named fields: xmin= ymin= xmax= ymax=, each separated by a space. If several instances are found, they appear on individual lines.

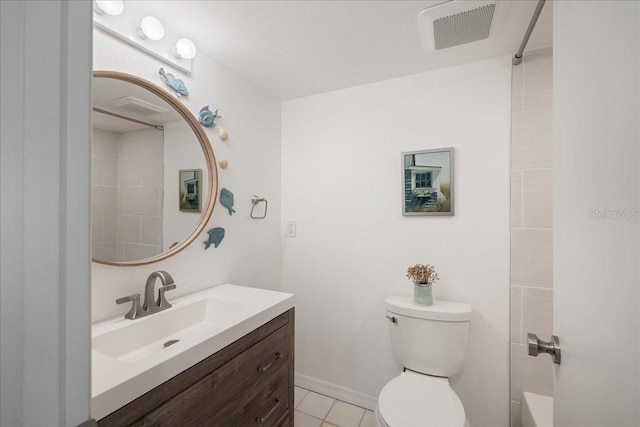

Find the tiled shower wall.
xmin=91 ymin=127 xmax=163 ymax=261
xmin=92 ymin=128 xmax=118 ymax=260
xmin=115 ymin=127 xmax=164 ymax=261
xmin=510 ymin=47 xmax=553 ymax=427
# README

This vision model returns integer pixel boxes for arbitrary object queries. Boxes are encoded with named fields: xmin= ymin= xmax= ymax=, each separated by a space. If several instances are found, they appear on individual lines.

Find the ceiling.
xmin=92 ymin=75 xmax=181 ymax=132
xmin=123 ymin=1 xmax=552 ymax=100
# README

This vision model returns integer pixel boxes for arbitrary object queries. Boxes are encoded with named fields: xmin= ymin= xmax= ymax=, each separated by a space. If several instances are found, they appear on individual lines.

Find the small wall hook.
xmin=250 ymin=196 xmax=268 ymax=219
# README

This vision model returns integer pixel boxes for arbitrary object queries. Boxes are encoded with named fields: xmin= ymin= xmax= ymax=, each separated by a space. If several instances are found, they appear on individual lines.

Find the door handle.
xmin=528 ymin=333 xmax=561 ymax=365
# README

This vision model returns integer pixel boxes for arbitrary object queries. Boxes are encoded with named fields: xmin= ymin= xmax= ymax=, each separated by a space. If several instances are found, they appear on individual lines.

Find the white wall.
xmin=281 ymin=57 xmax=512 ymax=426
xmin=553 ymin=2 xmax=639 ymax=425
xmin=92 ymin=29 xmax=282 ymax=321
xmin=1 ymin=1 xmax=92 ymax=425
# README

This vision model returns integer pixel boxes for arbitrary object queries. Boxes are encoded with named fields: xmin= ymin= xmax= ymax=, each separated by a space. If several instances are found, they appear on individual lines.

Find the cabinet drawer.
xmin=133 ymin=324 xmax=291 ymax=426
xmin=208 ymin=363 xmax=289 ymax=426
xmin=211 ymin=320 xmax=291 ymax=408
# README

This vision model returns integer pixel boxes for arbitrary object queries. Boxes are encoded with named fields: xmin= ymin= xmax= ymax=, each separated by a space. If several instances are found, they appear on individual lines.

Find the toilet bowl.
xmin=377 ymin=296 xmax=472 ymax=427
xmin=375 ymin=371 xmax=467 ymax=427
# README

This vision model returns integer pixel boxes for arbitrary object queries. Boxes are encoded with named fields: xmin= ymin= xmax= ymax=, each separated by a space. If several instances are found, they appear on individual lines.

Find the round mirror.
xmin=91 ymin=71 xmax=217 ymax=266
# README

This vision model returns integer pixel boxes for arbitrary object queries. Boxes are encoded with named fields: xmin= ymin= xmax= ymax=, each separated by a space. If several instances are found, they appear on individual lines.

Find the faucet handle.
xmin=116 ymin=294 xmax=143 ymax=320
xmin=156 ymin=284 xmax=176 ymax=310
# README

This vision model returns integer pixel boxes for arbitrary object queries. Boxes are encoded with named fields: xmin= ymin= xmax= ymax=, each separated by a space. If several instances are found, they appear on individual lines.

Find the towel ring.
xmin=250 ymin=196 xmax=268 ymax=219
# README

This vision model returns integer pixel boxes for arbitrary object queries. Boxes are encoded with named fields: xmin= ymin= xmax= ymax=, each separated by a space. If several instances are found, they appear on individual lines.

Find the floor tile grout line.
xmin=323 ymin=399 xmax=338 ymax=425
xmin=295 ymin=407 xmax=326 ymax=422
xmin=295 ymin=388 xmax=336 ymax=424
xmin=297 ymin=386 xmax=371 ymax=412
xmin=295 ymin=386 xmax=310 ymax=410
xmin=294 ymin=406 xmax=374 ymax=427
xmin=294 ymin=409 xmax=325 ymax=426
xmin=296 ymin=385 xmax=374 ymax=427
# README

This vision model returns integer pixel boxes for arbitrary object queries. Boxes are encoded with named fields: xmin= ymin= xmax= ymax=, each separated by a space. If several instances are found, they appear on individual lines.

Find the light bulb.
xmin=94 ymin=0 xmax=124 ymax=16
xmin=137 ymin=16 xmax=165 ymax=41
xmin=175 ymin=38 xmax=197 ymax=60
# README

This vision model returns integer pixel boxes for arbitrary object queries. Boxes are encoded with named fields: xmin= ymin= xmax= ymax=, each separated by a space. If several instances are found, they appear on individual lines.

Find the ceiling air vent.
xmin=420 ymin=1 xmax=504 ymax=51
xmin=107 ymin=96 xmax=170 ymax=117
xmin=433 ymin=4 xmax=495 ymax=49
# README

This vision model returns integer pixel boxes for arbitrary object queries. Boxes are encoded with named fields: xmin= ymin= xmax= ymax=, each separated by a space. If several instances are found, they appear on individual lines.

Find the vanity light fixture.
xmin=137 ymin=16 xmax=165 ymax=41
xmin=175 ymin=38 xmax=197 ymax=60
xmin=94 ymin=8 xmax=194 ymax=72
xmin=93 ymin=0 xmax=124 ymax=16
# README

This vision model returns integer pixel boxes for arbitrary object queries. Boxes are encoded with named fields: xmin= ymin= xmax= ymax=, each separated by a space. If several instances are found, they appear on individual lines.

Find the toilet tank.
xmin=385 ymin=296 xmax=472 ymax=377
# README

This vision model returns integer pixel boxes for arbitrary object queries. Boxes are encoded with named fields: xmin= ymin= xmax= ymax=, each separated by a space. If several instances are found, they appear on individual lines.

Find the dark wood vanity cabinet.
xmin=98 ymin=309 xmax=294 ymax=427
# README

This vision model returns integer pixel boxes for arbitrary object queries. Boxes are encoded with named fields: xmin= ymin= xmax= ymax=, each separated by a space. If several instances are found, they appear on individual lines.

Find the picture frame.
xmin=179 ymin=169 xmax=202 ymax=212
xmin=402 ymin=148 xmax=454 ymax=216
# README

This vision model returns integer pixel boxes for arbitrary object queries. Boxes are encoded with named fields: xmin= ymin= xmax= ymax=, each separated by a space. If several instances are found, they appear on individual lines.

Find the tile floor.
xmin=294 ymin=386 xmax=376 ymax=427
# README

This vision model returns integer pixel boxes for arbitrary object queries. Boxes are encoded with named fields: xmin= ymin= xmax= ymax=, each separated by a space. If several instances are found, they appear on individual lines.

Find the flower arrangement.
xmin=406 ymin=264 xmax=439 ymax=285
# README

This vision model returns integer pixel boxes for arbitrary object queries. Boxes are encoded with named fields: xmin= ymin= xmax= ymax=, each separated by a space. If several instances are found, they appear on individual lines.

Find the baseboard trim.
xmin=295 ymin=373 xmax=378 ymax=411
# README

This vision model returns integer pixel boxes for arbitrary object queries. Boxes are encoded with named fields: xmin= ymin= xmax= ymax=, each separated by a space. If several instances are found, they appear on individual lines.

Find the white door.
xmin=553 ymin=1 xmax=639 ymax=426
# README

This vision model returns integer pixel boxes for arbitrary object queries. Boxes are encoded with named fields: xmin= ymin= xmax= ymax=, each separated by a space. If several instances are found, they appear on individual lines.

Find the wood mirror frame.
xmin=92 ymin=70 xmax=217 ymax=266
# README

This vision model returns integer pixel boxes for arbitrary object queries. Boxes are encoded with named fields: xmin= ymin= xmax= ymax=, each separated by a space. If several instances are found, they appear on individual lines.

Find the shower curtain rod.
xmin=512 ymin=0 xmax=547 ymax=66
xmin=92 ymin=107 xmax=164 ymax=131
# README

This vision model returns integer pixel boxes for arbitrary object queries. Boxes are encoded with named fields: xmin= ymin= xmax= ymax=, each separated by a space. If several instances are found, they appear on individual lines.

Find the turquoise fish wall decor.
xmin=204 ymin=227 xmax=225 ymax=249
xmin=159 ymin=67 xmax=188 ymax=97
xmin=220 ymin=188 xmax=236 ymax=216
xmin=198 ymin=106 xmax=221 ymax=128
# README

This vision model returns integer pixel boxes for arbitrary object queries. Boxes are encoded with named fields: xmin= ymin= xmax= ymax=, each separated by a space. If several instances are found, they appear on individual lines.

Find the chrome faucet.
xmin=116 ymin=271 xmax=176 ymax=320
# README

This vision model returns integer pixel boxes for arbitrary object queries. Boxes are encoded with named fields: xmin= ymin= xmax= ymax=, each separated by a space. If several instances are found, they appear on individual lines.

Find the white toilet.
xmin=375 ymin=295 xmax=472 ymax=427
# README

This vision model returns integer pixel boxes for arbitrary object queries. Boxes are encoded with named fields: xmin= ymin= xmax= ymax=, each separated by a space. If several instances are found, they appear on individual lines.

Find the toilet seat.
xmin=376 ymin=371 xmax=467 ymax=427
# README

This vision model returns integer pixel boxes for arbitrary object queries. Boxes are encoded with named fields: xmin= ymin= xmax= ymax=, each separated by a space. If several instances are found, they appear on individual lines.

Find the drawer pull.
xmin=255 ymin=398 xmax=280 ymax=423
xmin=257 ymin=352 xmax=281 ymax=372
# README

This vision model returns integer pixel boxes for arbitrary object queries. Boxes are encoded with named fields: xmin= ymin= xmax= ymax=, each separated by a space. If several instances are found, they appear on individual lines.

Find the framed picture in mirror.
xmin=402 ymin=147 xmax=454 ymax=216
xmin=179 ymin=169 xmax=202 ymax=212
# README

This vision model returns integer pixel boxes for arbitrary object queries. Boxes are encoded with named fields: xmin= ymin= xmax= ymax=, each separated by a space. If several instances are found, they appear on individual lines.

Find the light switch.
xmin=286 ymin=220 xmax=296 ymax=237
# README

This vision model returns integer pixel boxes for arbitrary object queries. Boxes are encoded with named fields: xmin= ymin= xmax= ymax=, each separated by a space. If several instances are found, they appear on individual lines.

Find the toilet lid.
xmin=378 ymin=371 xmax=466 ymax=427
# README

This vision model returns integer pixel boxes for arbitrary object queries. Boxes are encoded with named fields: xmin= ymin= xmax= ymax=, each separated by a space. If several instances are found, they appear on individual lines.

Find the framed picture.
xmin=179 ymin=169 xmax=202 ymax=212
xmin=402 ymin=148 xmax=454 ymax=216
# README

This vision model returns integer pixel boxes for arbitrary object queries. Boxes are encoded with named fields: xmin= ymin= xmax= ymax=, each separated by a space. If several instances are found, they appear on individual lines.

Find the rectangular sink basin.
xmin=92 ymin=297 xmax=254 ymax=364
xmin=91 ymin=284 xmax=294 ymax=421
